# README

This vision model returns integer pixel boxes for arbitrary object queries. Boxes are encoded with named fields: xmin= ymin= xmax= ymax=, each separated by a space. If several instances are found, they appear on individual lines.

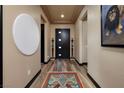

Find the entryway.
xmin=55 ymin=29 xmax=70 ymax=59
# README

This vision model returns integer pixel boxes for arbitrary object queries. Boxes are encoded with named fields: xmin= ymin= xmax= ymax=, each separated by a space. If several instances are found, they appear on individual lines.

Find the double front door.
xmin=56 ymin=29 xmax=70 ymax=59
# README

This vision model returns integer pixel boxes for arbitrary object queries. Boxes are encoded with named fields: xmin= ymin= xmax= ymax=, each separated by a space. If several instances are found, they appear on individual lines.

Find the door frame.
xmin=0 ymin=5 xmax=3 ymax=88
xmin=55 ymin=28 xmax=70 ymax=59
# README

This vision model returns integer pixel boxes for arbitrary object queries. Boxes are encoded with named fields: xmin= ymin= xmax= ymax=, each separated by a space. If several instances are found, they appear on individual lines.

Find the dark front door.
xmin=56 ymin=29 xmax=70 ymax=59
xmin=41 ymin=24 xmax=45 ymax=63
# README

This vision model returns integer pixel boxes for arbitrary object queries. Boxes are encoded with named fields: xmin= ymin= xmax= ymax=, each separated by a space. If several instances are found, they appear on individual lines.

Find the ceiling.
xmin=41 ymin=5 xmax=84 ymax=24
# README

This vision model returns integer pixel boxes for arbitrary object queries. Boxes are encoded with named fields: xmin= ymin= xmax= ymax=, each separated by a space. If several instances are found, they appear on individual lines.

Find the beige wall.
xmin=44 ymin=22 xmax=51 ymax=62
xmin=75 ymin=5 xmax=124 ymax=87
xmin=75 ymin=7 xmax=87 ymax=64
xmin=50 ymin=24 xmax=75 ymax=58
xmin=40 ymin=7 xmax=51 ymax=62
xmin=3 ymin=5 xmax=43 ymax=88
xmin=87 ymin=5 xmax=124 ymax=87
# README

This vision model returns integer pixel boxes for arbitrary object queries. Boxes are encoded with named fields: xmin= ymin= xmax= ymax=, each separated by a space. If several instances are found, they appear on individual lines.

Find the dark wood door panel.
xmin=56 ymin=29 xmax=70 ymax=59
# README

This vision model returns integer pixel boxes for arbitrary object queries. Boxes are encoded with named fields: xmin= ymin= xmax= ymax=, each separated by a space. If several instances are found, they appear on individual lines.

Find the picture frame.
xmin=101 ymin=5 xmax=124 ymax=47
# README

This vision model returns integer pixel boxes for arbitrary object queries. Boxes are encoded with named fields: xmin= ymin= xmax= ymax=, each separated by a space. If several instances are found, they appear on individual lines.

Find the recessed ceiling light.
xmin=61 ymin=14 xmax=64 ymax=18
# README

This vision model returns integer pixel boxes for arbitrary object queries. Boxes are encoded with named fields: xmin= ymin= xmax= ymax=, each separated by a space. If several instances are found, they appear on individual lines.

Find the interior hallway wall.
xmin=82 ymin=21 xmax=88 ymax=63
xmin=3 ymin=5 xmax=44 ymax=87
xmin=44 ymin=22 xmax=51 ymax=62
xmin=75 ymin=7 xmax=87 ymax=64
xmin=40 ymin=6 xmax=51 ymax=63
xmin=50 ymin=24 xmax=75 ymax=58
xmin=87 ymin=5 xmax=124 ymax=87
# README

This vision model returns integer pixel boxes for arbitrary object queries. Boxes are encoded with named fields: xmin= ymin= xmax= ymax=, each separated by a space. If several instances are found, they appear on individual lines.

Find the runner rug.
xmin=42 ymin=72 xmax=83 ymax=88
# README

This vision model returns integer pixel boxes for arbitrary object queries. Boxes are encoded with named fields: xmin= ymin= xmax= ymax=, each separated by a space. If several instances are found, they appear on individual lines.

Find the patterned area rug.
xmin=42 ymin=72 xmax=83 ymax=88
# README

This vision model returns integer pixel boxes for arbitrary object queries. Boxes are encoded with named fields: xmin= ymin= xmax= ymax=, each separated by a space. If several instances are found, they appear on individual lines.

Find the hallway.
xmin=35 ymin=59 xmax=95 ymax=88
xmin=2 ymin=5 xmax=124 ymax=88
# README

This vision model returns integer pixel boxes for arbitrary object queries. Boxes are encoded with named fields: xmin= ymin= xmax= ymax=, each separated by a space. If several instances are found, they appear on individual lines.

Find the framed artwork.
xmin=101 ymin=5 xmax=124 ymax=47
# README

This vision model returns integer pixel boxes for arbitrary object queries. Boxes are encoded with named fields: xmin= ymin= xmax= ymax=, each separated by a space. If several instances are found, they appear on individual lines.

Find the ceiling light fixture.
xmin=61 ymin=14 xmax=64 ymax=18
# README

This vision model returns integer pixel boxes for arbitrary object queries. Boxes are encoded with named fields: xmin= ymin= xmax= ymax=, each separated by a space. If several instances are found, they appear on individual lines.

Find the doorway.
xmin=41 ymin=24 xmax=45 ymax=63
xmin=55 ymin=29 xmax=70 ymax=59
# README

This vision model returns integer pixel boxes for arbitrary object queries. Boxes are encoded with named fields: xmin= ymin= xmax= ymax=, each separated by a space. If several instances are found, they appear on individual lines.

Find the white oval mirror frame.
xmin=13 ymin=13 xmax=40 ymax=55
